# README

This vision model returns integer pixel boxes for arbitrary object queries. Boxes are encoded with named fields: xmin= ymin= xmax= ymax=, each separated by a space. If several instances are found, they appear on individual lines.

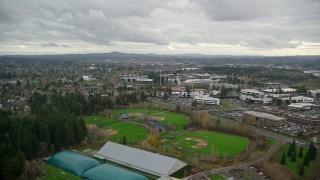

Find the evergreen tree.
xmin=299 ymin=165 xmax=305 ymax=176
xmin=40 ymin=125 xmax=51 ymax=151
xmin=287 ymin=143 xmax=293 ymax=157
xmin=186 ymin=85 xmax=191 ymax=93
xmin=280 ymin=152 xmax=286 ymax=165
xmin=287 ymin=139 xmax=296 ymax=157
xmin=309 ymin=142 xmax=317 ymax=161
xmin=291 ymin=148 xmax=297 ymax=162
xmin=14 ymin=150 xmax=26 ymax=176
xmin=3 ymin=157 xmax=14 ymax=180
xmin=176 ymin=105 xmax=180 ymax=112
xmin=163 ymin=93 xmax=168 ymax=100
xmin=53 ymin=128 xmax=62 ymax=151
xmin=22 ymin=132 xmax=33 ymax=160
xmin=298 ymin=146 xmax=303 ymax=158
xmin=122 ymin=136 xmax=127 ymax=145
xmin=303 ymin=150 xmax=310 ymax=166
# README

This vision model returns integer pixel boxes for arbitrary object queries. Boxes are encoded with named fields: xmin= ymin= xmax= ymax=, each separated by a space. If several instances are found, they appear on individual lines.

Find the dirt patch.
xmin=185 ymin=137 xmax=208 ymax=149
xmin=86 ymin=125 xmax=118 ymax=136
xmin=150 ymin=116 xmax=165 ymax=121
xmin=127 ymin=113 xmax=144 ymax=118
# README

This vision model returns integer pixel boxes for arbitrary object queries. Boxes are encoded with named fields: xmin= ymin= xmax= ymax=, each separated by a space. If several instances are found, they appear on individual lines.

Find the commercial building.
xmin=261 ymin=88 xmax=296 ymax=93
xmin=281 ymin=96 xmax=315 ymax=103
xmin=193 ymin=95 xmax=220 ymax=106
xmin=287 ymin=103 xmax=319 ymax=110
xmin=240 ymin=89 xmax=272 ymax=104
xmin=286 ymin=114 xmax=320 ymax=126
xmin=242 ymin=111 xmax=285 ymax=127
xmin=182 ymin=79 xmax=219 ymax=88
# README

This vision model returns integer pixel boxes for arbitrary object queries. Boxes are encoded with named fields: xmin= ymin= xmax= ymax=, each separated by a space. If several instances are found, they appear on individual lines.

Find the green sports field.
xmin=170 ymin=130 xmax=250 ymax=157
xmin=83 ymin=116 xmax=147 ymax=144
xmin=106 ymin=122 xmax=148 ymax=144
xmin=112 ymin=109 xmax=189 ymax=127
xmin=83 ymin=109 xmax=189 ymax=145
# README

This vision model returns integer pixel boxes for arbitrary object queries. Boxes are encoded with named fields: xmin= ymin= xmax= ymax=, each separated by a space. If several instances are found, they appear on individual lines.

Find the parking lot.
xmin=217 ymin=166 xmax=271 ymax=180
xmin=256 ymin=121 xmax=318 ymax=144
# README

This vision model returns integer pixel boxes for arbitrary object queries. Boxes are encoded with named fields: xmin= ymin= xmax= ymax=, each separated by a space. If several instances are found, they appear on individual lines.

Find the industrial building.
xmin=242 ymin=111 xmax=285 ymax=127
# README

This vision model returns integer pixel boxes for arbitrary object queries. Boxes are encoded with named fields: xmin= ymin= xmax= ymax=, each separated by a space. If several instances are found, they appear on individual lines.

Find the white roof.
xmin=97 ymin=142 xmax=187 ymax=176
xmin=194 ymin=95 xmax=218 ymax=101
xmin=136 ymin=77 xmax=153 ymax=82
xmin=288 ymin=103 xmax=318 ymax=108
xmin=241 ymin=89 xmax=262 ymax=94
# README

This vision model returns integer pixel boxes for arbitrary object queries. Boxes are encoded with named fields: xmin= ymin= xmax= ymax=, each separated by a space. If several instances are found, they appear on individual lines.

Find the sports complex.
xmin=44 ymin=108 xmax=252 ymax=179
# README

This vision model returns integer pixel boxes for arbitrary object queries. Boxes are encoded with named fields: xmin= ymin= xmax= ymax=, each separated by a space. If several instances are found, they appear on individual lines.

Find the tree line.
xmin=280 ymin=140 xmax=317 ymax=176
xmin=0 ymin=93 xmax=87 ymax=179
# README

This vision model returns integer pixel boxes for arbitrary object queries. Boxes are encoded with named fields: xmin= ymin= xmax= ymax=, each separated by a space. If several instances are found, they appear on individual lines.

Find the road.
xmin=185 ymin=143 xmax=282 ymax=180
xmin=209 ymin=113 xmax=319 ymax=149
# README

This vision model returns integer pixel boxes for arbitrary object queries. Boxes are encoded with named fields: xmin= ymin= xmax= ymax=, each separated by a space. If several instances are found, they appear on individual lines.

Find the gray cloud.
xmin=41 ymin=42 xmax=59 ymax=47
xmin=0 ymin=0 xmax=319 ymax=55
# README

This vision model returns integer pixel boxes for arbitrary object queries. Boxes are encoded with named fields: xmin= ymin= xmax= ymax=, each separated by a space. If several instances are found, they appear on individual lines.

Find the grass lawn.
xmin=84 ymin=109 xmax=189 ymax=128
xmin=106 ymin=122 xmax=148 ymax=144
xmin=83 ymin=109 xmax=189 ymax=145
xmin=209 ymin=174 xmax=226 ymax=180
xmin=38 ymin=163 xmax=80 ymax=180
xmin=83 ymin=116 xmax=119 ymax=127
xmin=113 ymin=108 xmax=160 ymax=116
xmin=83 ymin=80 xmax=96 ymax=85
xmin=171 ymin=130 xmax=250 ymax=157
xmin=156 ymin=112 xmax=189 ymax=127
xmin=276 ymin=144 xmax=309 ymax=176
xmin=267 ymin=138 xmax=277 ymax=148
xmin=113 ymin=109 xmax=189 ymax=127
xmin=220 ymin=100 xmax=237 ymax=110
xmin=83 ymin=115 xmax=148 ymax=145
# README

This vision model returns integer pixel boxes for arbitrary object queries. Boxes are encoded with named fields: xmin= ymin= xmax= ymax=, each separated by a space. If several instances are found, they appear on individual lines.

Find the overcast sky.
xmin=0 ymin=0 xmax=320 ymax=55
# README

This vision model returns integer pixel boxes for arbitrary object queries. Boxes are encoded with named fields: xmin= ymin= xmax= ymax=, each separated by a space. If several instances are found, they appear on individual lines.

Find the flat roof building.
xmin=193 ymin=95 xmax=220 ymax=106
xmin=97 ymin=142 xmax=187 ymax=177
xmin=243 ymin=111 xmax=285 ymax=127
xmin=286 ymin=114 xmax=320 ymax=126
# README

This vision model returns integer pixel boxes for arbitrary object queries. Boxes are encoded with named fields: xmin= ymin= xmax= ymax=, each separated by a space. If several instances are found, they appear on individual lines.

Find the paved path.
xmin=185 ymin=142 xmax=282 ymax=180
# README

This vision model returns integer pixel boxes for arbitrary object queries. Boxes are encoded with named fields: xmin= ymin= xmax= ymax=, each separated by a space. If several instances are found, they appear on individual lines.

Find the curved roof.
xmin=81 ymin=164 xmax=148 ymax=180
xmin=47 ymin=150 xmax=100 ymax=176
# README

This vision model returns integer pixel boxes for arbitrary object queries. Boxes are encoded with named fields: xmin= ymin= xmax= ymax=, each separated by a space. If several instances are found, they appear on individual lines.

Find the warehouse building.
xmin=97 ymin=141 xmax=187 ymax=178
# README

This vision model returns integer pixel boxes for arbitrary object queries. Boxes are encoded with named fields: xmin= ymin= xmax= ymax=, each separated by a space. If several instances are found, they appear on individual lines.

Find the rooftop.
xmin=243 ymin=111 xmax=285 ymax=121
xmin=97 ymin=142 xmax=187 ymax=177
